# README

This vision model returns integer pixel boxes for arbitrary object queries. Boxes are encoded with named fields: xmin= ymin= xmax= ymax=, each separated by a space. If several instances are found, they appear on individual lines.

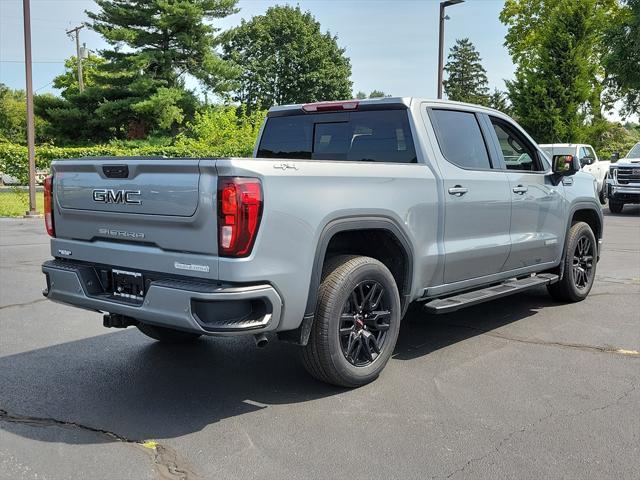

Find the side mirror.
xmin=552 ymin=154 xmax=579 ymax=176
xmin=610 ymin=152 xmax=620 ymax=162
xmin=580 ymin=156 xmax=594 ymax=167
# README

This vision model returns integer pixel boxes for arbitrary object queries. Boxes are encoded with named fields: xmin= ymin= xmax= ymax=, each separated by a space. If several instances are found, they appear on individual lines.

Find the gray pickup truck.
xmin=42 ymin=98 xmax=603 ymax=387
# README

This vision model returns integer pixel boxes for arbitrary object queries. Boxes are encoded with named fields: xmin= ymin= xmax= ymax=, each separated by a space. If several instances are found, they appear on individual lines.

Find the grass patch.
xmin=0 ymin=190 xmax=44 ymax=217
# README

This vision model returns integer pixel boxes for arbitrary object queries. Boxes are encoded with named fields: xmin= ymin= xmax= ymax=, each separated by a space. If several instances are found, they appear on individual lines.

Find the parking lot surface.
xmin=1 ymin=207 xmax=639 ymax=480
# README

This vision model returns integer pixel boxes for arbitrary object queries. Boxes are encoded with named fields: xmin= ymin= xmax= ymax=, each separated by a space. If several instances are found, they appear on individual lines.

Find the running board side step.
xmin=424 ymin=273 xmax=559 ymax=314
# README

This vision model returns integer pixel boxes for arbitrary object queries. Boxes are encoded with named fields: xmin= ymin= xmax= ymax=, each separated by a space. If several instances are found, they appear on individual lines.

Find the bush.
xmin=0 ymin=106 xmax=266 ymax=184
xmin=175 ymin=106 xmax=266 ymax=156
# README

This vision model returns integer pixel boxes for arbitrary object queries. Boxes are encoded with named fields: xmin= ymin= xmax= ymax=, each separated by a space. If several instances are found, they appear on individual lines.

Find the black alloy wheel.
xmin=572 ymin=235 xmax=594 ymax=290
xmin=339 ymin=280 xmax=391 ymax=367
xmin=547 ymin=221 xmax=597 ymax=303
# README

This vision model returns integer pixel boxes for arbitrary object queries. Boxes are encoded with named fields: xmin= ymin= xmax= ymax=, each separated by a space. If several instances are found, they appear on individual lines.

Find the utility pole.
xmin=437 ymin=0 xmax=465 ymax=99
xmin=66 ymin=25 xmax=85 ymax=92
xmin=22 ymin=0 xmax=37 ymax=216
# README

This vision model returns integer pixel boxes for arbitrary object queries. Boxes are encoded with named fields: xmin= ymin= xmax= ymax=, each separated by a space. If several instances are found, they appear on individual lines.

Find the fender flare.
xmin=304 ymin=215 xmax=415 ymax=318
xmin=558 ymin=202 xmax=604 ymax=279
xmin=566 ymin=201 xmax=603 ymax=240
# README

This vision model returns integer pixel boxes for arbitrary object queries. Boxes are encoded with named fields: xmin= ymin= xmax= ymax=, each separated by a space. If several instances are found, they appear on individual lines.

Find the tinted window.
xmin=430 ymin=109 xmax=491 ymax=169
xmin=627 ymin=142 xmax=640 ymax=158
xmin=541 ymin=146 xmax=573 ymax=157
xmin=490 ymin=118 xmax=544 ymax=172
xmin=578 ymin=147 xmax=588 ymax=160
xmin=257 ymin=110 xmax=417 ymax=163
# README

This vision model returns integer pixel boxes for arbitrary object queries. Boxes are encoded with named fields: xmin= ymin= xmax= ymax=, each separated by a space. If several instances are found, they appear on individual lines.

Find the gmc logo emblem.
xmin=92 ymin=189 xmax=142 ymax=205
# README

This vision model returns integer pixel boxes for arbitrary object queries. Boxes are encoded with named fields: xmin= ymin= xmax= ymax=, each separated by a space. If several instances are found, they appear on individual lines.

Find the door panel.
xmin=503 ymin=172 xmax=564 ymax=269
xmin=442 ymin=171 xmax=512 ymax=282
xmin=427 ymin=108 xmax=512 ymax=284
xmin=484 ymin=115 xmax=565 ymax=270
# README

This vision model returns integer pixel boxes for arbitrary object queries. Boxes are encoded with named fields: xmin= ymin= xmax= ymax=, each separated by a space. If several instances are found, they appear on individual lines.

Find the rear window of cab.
xmin=257 ymin=110 xmax=417 ymax=163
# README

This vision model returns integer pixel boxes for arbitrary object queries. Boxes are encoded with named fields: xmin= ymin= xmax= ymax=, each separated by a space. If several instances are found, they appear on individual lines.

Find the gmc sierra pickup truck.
xmin=42 ymin=98 xmax=603 ymax=387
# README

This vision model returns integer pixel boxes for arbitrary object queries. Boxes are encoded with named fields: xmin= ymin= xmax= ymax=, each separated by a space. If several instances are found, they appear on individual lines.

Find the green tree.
xmin=603 ymin=0 xmax=640 ymax=116
xmin=0 ymin=84 xmax=51 ymax=144
xmin=368 ymin=90 xmax=386 ymax=98
xmin=222 ymin=5 xmax=352 ymax=112
xmin=88 ymin=0 xmax=238 ymax=94
xmin=488 ymin=88 xmax=512 ymax=115
xmin=39 ymin=0 xmax=239 ymax=143
xmin=501 ymin=0 xmax=621 ymax=143
xmin=355 ymin=91 xmax=367 ymax=99
xmin=53 ymin=54 xmax=107 ymax=97
xmin=443 ymin=38 xmax=489 ymax=106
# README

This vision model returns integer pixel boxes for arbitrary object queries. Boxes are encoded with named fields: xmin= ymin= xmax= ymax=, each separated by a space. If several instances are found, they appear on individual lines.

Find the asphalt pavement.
xmin=1 ymin=207 xmax=639 ymax=480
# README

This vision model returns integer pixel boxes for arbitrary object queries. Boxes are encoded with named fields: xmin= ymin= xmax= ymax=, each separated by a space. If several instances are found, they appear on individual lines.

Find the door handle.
xmin=512 ymin=185 xmax=528 ymax=194
xmin=448 ymin=185 xmax=468 ymax=196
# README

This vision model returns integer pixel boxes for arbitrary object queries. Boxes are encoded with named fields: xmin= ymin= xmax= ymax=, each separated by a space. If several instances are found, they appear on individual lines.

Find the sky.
xmin=0 ymin=0 xmax=629 ymax=120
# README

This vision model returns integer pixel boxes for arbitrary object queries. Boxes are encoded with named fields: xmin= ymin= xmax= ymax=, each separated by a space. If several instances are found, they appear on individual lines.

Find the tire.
xmin=599 ymin=178 xmax=607 ymax=205
xmin=301 ymin=255 xmax=401 ymax=388
xmin=547 ymin=221 xmax=597 ymax=302
xmin=609 ymin=201 xmax=623 ymax=213
xmin=136 ymin=322 xmax=202 ymax=343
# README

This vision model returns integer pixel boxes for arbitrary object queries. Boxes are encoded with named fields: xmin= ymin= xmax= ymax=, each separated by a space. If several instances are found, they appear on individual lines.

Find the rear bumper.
xmin=42 ymin=259 xmax=282 ymax=336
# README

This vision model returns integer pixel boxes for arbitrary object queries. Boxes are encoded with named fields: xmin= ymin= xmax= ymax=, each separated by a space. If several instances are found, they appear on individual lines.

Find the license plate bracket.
xmin=112 ymin=269 xmax=145 ymax=300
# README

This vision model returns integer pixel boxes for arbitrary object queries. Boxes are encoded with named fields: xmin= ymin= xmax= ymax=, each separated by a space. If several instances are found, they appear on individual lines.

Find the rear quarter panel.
xmin=215 ymin=157 xmax=439 ymax=331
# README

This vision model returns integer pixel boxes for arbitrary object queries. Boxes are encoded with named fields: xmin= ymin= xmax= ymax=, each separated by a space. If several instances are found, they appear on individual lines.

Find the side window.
xmin=490 ymin=118 xmax=544 ymax=172
xmin=586 ymin=146 xmax=597 ymax=162
xmin=578 ymin=147 xmax=588 ymax=161
xmin=430 ymin=109 xmax=491 ymax=170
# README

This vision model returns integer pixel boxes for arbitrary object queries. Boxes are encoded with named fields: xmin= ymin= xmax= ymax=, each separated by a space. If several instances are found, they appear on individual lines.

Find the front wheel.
xmin=547 ymin=221 xmax=597 ymax=302
xmin=137 ymin=323 xmax=202 ymax=343
xmin=301 ymin=255 xmax=401 ymax=388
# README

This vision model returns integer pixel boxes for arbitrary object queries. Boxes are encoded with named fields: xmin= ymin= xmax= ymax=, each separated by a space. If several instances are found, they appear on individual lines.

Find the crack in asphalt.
xmin=0 ymin=408 xmax=200 ymax=480
xmin=0 ymin=298 xmax=48 ymax=310
xmin=440 ymin=412 xmax=555 ymax=479
xmin=446 ymin=323 xmax=640 ymax=358
xmin=437 ymin=382 xmax=637 ymax=479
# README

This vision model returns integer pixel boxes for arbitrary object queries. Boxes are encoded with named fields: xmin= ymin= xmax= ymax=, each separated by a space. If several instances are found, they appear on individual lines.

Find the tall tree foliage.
xmin=603 ymin=0 xmax=640 ymax=117
xmin=443 ymin=38 xmax=490 ymax=106
xmin=39 ymin=0 xmax=238 ymax=142
xmin=222 ymin=5 xmax=352 ymax=112
xmin=0 ymin=84 xmax=51 ymax=144
xmin=501 ymin=0 xmax=620 ymax=143
xmin=488 ymin=89 xmax=512 ymax=115
xmin=88 ymin=0 xmax=238 ymax=93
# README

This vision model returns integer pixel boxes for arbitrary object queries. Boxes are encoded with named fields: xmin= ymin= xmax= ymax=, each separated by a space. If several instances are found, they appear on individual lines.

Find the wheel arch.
xmin=569 ymin=203 xmax=603 ymax=242
xmin=559 ymin=202 xmax=603 ymax=274
xmin=307 ymin=216 xmax=414 ymax=315
xmin=278 ymin=216 xmax=415 ymax=347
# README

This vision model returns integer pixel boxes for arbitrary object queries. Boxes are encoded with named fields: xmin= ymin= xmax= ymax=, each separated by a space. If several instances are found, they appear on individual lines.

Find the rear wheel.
xmin=136 ymin=323 xmax=202 ymax=343
xmin=609 ymin=201 xmax=623 ymax=213
xmin=547 ymin=221 xmax=597 ymax=302
xmin=301 ymin=255 xmax=401 ymax=388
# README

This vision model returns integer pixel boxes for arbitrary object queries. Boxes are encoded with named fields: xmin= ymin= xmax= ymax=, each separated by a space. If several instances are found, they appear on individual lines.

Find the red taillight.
xmin=44 ymin=174 xmax=55 ymax=237
xmin=217 ymin=177 xmax=263 ymax=257
xmin=302 ymin=100 xmax=359 ymax=113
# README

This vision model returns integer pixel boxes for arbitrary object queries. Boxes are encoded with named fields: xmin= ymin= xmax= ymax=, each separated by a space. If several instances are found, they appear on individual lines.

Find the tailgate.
xmin=52 ymin=158 xmax=219 ymax=256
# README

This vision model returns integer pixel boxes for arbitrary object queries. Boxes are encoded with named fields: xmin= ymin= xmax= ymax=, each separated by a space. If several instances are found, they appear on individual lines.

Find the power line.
xmin=0 ymin=60 xmax=66 ymax=63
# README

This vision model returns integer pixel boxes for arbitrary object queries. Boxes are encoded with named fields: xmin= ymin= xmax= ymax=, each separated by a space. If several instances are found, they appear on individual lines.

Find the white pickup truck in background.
xmin=540 ymin=144 xmax=609 ymax=204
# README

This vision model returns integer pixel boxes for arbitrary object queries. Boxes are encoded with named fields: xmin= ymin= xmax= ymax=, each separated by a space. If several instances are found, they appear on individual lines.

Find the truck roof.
xmin=267 ymin=97 xmax=508 ymax=117
xmin=538 ymin=143 xmax=591 ymax=148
